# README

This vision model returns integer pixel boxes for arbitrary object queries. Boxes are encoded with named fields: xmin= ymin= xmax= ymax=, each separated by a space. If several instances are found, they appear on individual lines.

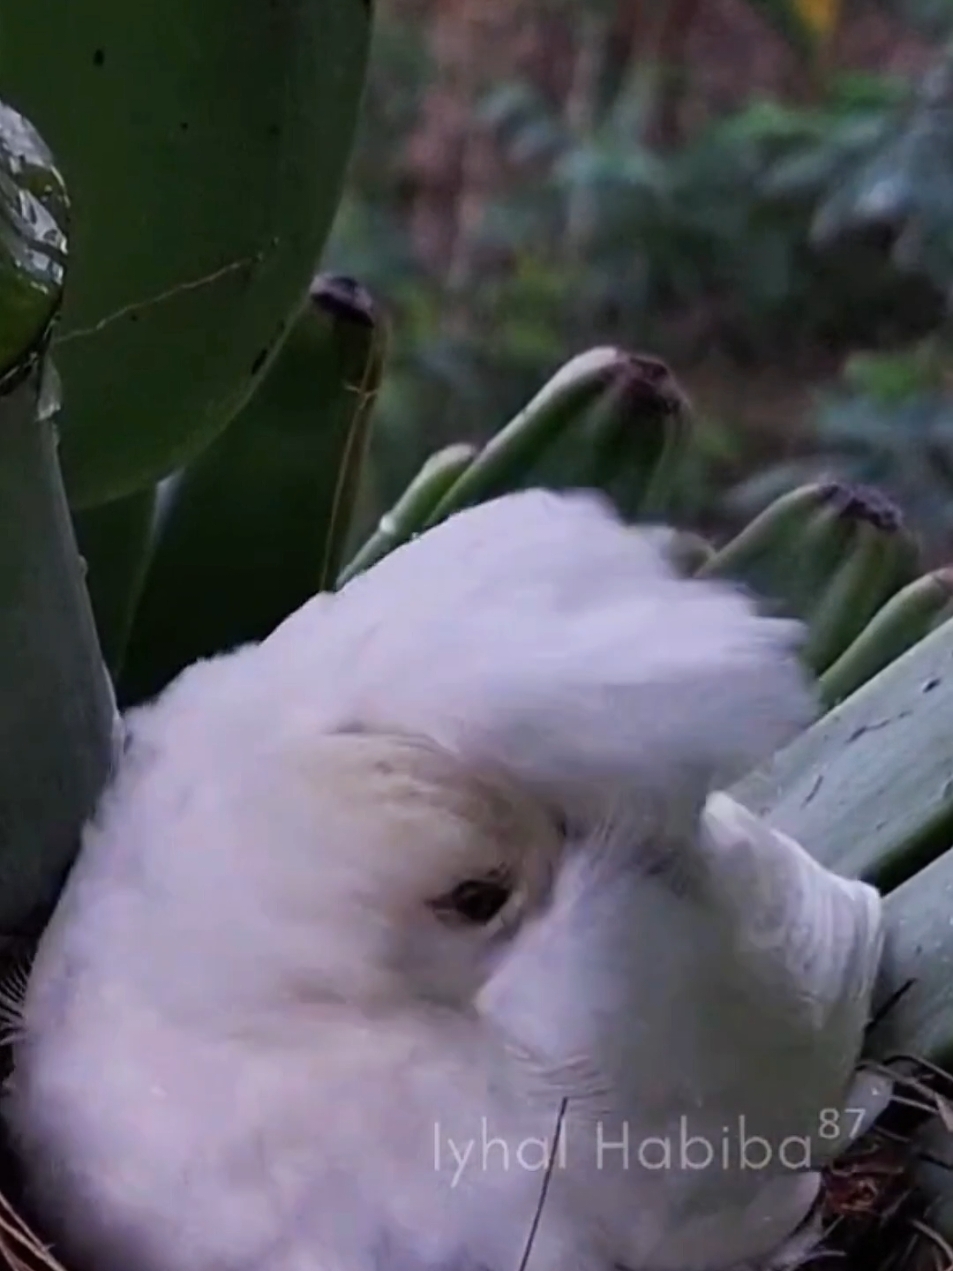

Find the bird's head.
xmin=32 ymin=490 xmax=814 ymax=1033
xmin=226 ymin=727 xmax=565 ymax=1010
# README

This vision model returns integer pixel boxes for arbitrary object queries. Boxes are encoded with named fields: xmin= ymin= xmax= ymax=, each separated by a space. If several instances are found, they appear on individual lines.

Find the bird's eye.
xmin=431 ymin=873 xmax=513 ymax=926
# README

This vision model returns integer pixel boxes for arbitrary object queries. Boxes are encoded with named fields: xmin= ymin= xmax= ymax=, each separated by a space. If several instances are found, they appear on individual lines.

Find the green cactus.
xmin=71 ymin=486 xmax=158 ymax=678
xmin=0 ymin=0 xmax=373 ymax=508
xmin=118 ymin=275 xmax=385 ymax=708
xmin=702 ymin=481 xmax=921 ymax=673
xmin=521 ymin=352 xmax=691 ymax=521
xmin=423 ymin=347 xmax=637 ymax=527
xmin=731 ymin=615 xmax=953 ymax=894
xmin=799 ymin=487 xmax=920 ymax=674
xmin=338 ymin=442 xmax=479 ymax=587
xmin=818 ymin=569 xmax=953 ymax=710
xmin=0 ymin=101 xmax=116 ymax=939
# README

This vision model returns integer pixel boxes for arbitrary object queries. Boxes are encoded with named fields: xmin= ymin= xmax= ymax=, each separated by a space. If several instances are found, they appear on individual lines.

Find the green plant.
xmin=727 ymin=338 xmax=953 ymax=557
xmin=0 ymin=0 xmax=372 ymax=508
xmin=324 ymin=6 xmax=953 ymax=543
xmin=116 ymin=275 xmax=386 ymax=706
xmin=0 ymin=101 xmax=115 ymax=941
xmin=818 ymin=567 xmax=953 ymax=706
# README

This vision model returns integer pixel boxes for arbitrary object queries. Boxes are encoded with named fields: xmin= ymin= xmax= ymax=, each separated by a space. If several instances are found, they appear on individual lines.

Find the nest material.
xmin=796 ymin=1054 xmax=953 ymax=1271
xmin=0 ymin=1189 xmax=65 ymax=1271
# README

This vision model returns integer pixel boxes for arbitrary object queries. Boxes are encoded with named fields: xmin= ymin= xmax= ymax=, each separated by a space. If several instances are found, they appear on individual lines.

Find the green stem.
xmin=0 ymin=358 xmax=118 ymax=938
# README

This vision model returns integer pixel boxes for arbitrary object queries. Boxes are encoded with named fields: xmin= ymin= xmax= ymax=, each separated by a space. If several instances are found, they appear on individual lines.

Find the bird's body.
xmin=3 ymin=491 xmax=884 ymax=1271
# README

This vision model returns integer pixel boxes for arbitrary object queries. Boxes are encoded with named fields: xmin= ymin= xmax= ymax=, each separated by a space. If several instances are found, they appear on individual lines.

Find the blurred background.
xmin=322 ymin=0 xmax=953 ymax=561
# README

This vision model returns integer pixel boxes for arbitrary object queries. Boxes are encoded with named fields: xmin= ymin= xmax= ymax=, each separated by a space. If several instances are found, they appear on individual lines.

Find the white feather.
xmin=2 ymin=490 xmax=883 ymax=1271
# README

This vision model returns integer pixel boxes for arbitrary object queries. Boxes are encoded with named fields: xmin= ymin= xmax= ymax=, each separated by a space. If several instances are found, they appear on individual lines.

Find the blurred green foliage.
xmin=322 ymin=0 xmax=953 ymax=547
xmin=727 ymin=336 xmax=953 ymax=556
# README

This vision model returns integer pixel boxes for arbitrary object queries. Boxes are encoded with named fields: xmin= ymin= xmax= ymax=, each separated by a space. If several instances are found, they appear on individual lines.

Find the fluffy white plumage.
xmin=3 ymin=489 xmax=884 ymax=1271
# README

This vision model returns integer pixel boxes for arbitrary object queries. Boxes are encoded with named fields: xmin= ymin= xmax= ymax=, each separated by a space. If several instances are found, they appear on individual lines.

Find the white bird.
xmin=2 ymin=489 xmax=885 ymax=1271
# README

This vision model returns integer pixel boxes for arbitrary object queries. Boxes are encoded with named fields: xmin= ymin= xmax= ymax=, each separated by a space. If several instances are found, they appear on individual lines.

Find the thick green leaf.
xmin=867 ymin=849 xmax=953 ymax=1066
xmin=731 ymin=619 xmax=953 ymax=892
xmin=0 ymin=0 xmax=372 ymax=507
xmin=0 ymin=97 xmax=115 ymax=938
xmin=881 ymin=848 xmax=953 ymax=1237
xmin=0 ymin=357 xmax=117 ymax=939
xmin=0 ymin=357 xmax=117 ymax=938
xmin=0 ymin=102 xmax=68 ymax=376
xmin=818 ymin=570 xmax=953 ymax=709
xmin=118 ymin=275 xmax=384 ymax=708
xmin=423 ymin=348 xmax=633 ymax=527
xmin=338 ymin=442 xmax=478 ymax=587
xmin=520 ymin=354 xmax=691 ymax=523
xmin=72 ymin=485 xmax=158 ymax=678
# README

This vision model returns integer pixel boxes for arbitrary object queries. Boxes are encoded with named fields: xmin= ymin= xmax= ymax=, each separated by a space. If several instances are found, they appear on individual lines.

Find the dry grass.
xmin=0 ymin=1188 xmax=67 ymax=1271
xmin=798 ymin=1054 xmax=953 ymax=1271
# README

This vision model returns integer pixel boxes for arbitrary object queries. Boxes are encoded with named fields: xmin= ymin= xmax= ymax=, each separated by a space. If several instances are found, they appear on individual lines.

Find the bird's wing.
xmin=696 ymin=792 xmax=888 ymax=1152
